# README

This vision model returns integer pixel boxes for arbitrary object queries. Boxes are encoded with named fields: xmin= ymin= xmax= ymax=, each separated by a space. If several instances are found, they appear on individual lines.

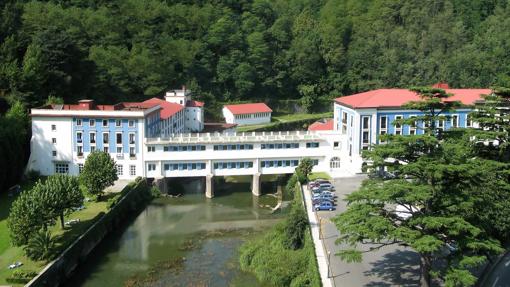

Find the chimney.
xmin=78 ymin=99 xmax=95 ymax=110
xmin=432 ymin=82 xmax=450 ymax=89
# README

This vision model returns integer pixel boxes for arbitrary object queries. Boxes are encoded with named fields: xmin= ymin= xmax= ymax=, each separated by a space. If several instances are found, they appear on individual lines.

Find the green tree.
xmin=296 ymin=157 xmax=314 ymax=180
xmin=333 ymin=92 xmax=504 ymax=286
xmin=282 ymin=202 xmax=308 ymax=250
xmin=80 ymin=151 xmax=118 ymax=201
xmin=7 ymin=187 xmax=47 ymax=246
xmin=23 ymin=229 xmax=55 ymax=261
xmin=43 ymin=175 xmax=84 ymax=229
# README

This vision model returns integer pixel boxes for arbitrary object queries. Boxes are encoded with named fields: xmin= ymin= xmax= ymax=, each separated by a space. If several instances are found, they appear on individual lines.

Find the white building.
xmin=28 ymin=83 xmax=492 ymax=197
xmin=164 ymin=88 xmax=204 ymax=132
xmin=222 ymin=103 xmax=272 ymax=126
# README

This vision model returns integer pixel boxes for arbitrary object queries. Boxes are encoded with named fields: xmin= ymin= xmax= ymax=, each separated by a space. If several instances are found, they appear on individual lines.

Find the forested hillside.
xmin=1 ymin=0 xmax=509 ymax=109
xmin=1 ymin=0 xmax=510 ymax=192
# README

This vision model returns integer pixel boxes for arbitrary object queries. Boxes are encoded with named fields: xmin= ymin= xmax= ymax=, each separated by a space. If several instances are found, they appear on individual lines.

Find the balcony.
xmin=145 ymin=131 xmax=323 ymax=144
xmin=129 ymin=154 xmax=136 ymax=159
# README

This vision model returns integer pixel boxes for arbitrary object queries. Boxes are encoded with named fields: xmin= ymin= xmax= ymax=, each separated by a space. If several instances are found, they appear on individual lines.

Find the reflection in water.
xmin=65 ymin=179 xmax=282 ymax=287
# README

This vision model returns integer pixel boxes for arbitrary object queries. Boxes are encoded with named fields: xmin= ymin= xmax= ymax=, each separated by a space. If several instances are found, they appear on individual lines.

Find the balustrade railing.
xmin=145 ymin=130 xmax=323 ymax=144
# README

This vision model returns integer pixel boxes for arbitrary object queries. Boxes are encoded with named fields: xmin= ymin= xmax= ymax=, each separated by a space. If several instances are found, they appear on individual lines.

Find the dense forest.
xmin=1 ymin=0 xmax=510 ymax=108
xmin=1 ymin=0 xmax=510 ymax=191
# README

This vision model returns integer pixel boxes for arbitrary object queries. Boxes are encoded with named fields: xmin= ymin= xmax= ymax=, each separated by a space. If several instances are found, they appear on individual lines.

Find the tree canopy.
xmin=0 ymin=0 xmax=509 ymax=112
xmin=80 ymin=151 xmax=118 ymax=200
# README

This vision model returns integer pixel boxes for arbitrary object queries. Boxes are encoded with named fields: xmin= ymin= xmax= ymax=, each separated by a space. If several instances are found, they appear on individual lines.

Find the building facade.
xmin=27 ymin=85 xmax=492 ymax=195
xmin=222 ymin=103 xmax=272 ymax=126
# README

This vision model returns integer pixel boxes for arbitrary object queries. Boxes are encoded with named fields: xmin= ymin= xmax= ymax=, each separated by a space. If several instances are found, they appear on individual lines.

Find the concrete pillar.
xmin=155 ymin=177 xmax=167 ymax=194
xmin=205 ymin=174 xmax=214 ymax=198
xmin=252 ymin=172 xmax=261 ymax=196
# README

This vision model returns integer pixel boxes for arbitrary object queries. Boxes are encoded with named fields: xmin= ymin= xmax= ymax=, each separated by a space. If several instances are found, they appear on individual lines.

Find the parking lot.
xmin=309 ymin=175 xmax=422 ymax=286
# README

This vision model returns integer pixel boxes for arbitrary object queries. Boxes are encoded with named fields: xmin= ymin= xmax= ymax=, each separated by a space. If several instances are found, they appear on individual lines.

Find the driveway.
xmin=315 ymin=175 xmax=422 ymax=286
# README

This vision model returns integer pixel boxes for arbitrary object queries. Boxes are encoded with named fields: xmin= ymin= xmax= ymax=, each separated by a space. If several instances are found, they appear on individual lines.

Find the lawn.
xmin=308 ymin=172 xmax=332 ymax=181
xmin=0 ymin=180 xmax=109 ymax=286
xmin=236 ymin=111 xmax=333 ymax=132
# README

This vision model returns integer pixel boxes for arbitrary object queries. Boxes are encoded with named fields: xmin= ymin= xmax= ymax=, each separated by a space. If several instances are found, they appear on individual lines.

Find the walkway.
xmin=302 ymin=185 xmax=333 ymax=287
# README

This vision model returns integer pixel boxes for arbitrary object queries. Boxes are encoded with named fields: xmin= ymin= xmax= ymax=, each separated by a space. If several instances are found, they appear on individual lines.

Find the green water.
xmin=65 ymin=180 xmax=282 ymax=287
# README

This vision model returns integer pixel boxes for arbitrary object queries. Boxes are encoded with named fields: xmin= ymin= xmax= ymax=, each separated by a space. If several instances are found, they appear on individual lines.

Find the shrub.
xmin=150 ymin=186 xmax=161 ymax=198
xmin=282 ymin=204 xmax=308 ymax=250
xmin=23 ymin=229 xmax=56 ymax=261
xmin=6 ymin=270 xmax=38 ymax=284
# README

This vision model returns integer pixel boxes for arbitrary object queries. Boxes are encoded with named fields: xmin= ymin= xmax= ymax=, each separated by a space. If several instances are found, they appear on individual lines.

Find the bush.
xmin=283 ymin=203 xmax=308 ymax=250
xmin=284 ymin=175 xmax=298 ymax=199
xmin=6 ymin=270 xmax=38 ymax=284
xmin=150 ymin=186 xmax=161 ymax=198
xmin=23 ymin=229 xmax=56 ymax=261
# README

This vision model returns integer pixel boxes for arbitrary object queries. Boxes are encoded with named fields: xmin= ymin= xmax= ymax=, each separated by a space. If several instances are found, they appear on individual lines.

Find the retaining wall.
xmin=26 ymin=179 xmax=152 ymax=287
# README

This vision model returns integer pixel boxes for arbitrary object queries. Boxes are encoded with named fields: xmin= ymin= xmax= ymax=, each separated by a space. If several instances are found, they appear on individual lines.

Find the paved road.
xmin=315 ymin=175 xmax=422 ymax=287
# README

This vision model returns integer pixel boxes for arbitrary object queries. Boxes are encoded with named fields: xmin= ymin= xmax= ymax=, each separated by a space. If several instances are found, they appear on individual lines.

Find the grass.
xmin=236 ymin=111 xmax=333 ymax=132
xmin=308 ymin=172 xmax=332 ymax=181
xmin=0 ymin=180 xmax=109 ymax=286
xmin=272 ymin=111 xmax=333 ymax=123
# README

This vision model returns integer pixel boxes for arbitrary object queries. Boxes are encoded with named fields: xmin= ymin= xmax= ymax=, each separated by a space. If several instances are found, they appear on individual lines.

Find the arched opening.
xmin=330 ymin=157 xmax=341 ymax=169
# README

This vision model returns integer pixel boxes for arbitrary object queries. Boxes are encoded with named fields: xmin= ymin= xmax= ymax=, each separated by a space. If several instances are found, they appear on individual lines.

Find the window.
xmin=116 ymin=165 xmax=123 ymax=176
xmin=409 ymin=115 xmax=417 ymax=135
xmin=116 ymin=147 xmax=123 ymax=158
xmin=103 ymin=132 xmax=109 ymax=144
xmin=55 ymin=163 xmax=69 ymax=174
xmin=102 ymin=119 xmax=108 ymax=127
xmin=342 ymin=112 xmax=348 ymax=134
xmin=77 ymin=146 xmax=83 ymax=156
xmin=77 ymin=119 xmax=82 ymax=126
xmin=116 ymin=119 xmax=121 ymax=127
xmin=90 ymin=132 xmax=96 ymax=144
xmin=306 ymin=142 xmax=320 ymax=148
xmin=437 ymin=119 xmax=445 ymax=131
xmin=129 ymin=165 xmax=136 ymax=176
xmin=451 ymin=115 xmax=459 ymax=128
xmin=77 ymin=132 xmax=83 ymax=143
xmin=333 ymin=141 xmax=340 ymax=149
xmin=362 ymin=115 xmax=371 ymax=150
xmin=52 ymin=138 xmax=57 ymax=145
xmin=52 ymin=150 xmax=57 ymax=157
xmin=129 ymin=133 xmax=135 ymax=144
xmin=78 ymin=164 xmax=84 ymax=174
xmin=148 ymin=164 xmax=156 ymax=171
xmin=129 ymin=147 xmax=135 ymax=158
xmin=51 ymin=124 xmax=56 ymax=131
xmin=89 ymin=119 xmax=95 ymax=127
xmin=103 ymin=146 xmax=109 ymax=153
xmin=129 ymin=120 xmax=135 ymax=127
xmin=394 ymin=115 xmax=403 ymax=135
xmin=330 ymin=157 xmax=341 ymax=169
xmin=148 ymin=146 xmax=155 ymax=152
xmin=116 ymin=133 xmax=122 ymax=144
xmin=379 ymin=116 xmax=388 ymax=143
xmin=90 ymin=146 xmax=96 ymax=152
xmin=466 ymin=114 xmax=472 ymax=128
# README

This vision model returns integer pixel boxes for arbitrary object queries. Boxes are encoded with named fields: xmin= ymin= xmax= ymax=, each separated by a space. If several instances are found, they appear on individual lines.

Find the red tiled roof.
xmin=335 ymin=88 xmax=492 ymax=109
xmin=143 ymin=98 xmax=184 ymax=119
xmin=52 ymin=102 xmax=158 ymax=111
xmin=224 ymin=103 xmax=272 ymax=115
xmin=186 ymin=100 xmax=204 ymax=107
xmin=308 ymin=119 xmax=334 ymax=131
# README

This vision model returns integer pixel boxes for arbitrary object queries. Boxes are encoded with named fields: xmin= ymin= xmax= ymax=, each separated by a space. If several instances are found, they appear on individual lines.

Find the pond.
xmin=65 ymin=178 xmax=284 ymax=287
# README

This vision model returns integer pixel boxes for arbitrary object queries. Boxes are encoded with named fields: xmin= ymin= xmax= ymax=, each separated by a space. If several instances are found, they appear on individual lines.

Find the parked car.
xmin=314 ymin=201 xmax=335 ymax=211
xmin=308 ymin=182 xmax=320 ymax=189
xmin=312 ymin=198 xmax=335 ymax=205
xmin=319 ymin=191 xmax=337 ymax=198
xmin=311 ymin=187 xmax=323 ymax=195
xmin=312 ymin=193 xmax=336 ymax=202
